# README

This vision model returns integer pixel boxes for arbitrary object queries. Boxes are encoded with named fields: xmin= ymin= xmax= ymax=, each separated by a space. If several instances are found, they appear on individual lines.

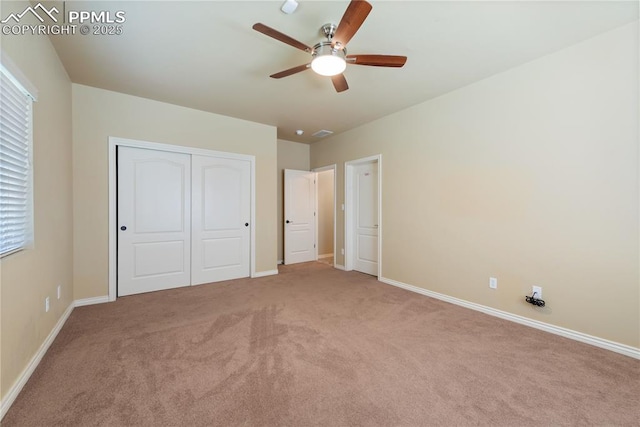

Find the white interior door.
xmin=118 ymin=147 xmax=191 ymax=296
xmin=284 ymin=169 xmax=316 ymax=264
xmin=191 ymin=155 xmax=250 ymax=285
xmin=353 ymin=162 xmax=378 ymax=275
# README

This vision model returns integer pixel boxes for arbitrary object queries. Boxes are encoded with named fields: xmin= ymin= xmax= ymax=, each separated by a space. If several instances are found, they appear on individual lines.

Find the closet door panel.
xmin=192 ymin=155 xmax=250 ymax=285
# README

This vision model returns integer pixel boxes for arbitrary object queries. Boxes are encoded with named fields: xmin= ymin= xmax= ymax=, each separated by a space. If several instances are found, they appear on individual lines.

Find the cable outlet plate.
xmin=532 ymin=285 xmax=542 ymax=298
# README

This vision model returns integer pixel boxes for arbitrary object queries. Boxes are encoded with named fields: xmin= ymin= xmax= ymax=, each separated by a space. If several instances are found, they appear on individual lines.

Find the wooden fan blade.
xmin=346 ymin=54 xmax=407 ymax=67
xmin=270 ymin=64 xmax=310 ymax=79
xmin=253 ymin=23 xmax=312 ymax=52
xmin=331 ymin=74 xmax=349 ymax=92
xmin=332 ymin=0 xmax=372 ymax=49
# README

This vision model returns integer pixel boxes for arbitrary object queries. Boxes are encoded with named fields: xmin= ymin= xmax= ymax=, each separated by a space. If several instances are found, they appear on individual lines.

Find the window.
xmin=0 ymin=60 xmax=35 ymax=257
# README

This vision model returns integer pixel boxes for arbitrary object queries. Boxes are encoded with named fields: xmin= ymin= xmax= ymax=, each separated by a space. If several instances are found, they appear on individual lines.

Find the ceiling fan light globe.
xmin=311 ymin=55 xmax=347 ymax=76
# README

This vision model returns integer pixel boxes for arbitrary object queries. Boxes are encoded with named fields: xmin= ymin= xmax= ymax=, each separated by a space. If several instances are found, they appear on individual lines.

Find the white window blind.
xmin=0 ymin=67 xmax=33 ymax=257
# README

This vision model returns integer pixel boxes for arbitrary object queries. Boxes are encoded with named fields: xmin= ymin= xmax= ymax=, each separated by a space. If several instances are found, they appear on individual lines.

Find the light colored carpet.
xmin=317 ymin=256 xmax=334 ymax=266
xmin=3 ymin=262 xmax=639 ymax=426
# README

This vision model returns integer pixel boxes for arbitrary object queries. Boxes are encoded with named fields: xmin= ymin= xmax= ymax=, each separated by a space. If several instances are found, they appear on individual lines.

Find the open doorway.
xmin=315 ymin=166 xmax=336 ymax=267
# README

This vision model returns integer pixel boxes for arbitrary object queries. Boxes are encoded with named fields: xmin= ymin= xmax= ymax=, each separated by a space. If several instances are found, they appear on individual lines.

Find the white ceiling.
xmin=48 ymin=1 xmax=638 ymax=143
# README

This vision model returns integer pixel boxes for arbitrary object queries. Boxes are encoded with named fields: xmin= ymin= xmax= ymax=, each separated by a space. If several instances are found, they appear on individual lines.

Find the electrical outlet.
xmin=45 ymin=297 xmax=50 ymax=313
xmin=57 ymin=285 xmax=61 ymax=300
xmin=532 ymin=286 xmax=542 ymax=298
xmin=489 ymin=277 xmax=498 ymax=289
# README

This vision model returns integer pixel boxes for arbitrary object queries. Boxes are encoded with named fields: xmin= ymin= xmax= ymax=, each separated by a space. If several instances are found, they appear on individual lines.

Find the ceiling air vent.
xmin=312 ymin=129 xmax=333 ymax=138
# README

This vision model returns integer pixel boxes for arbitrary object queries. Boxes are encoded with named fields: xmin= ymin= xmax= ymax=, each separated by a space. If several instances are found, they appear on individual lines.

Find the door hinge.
xmin=314 ymin=212 xmax=316 ymax=216
xmin=314 ymin=244 xmax=316 ymax=248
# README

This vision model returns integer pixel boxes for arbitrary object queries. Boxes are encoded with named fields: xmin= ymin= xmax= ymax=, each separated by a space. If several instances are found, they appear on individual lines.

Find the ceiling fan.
xmin=252 ymin=0 xmax=407 ymax=93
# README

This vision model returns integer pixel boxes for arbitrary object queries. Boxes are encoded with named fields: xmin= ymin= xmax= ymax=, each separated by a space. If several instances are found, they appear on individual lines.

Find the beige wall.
xmin=72 ymin=84 xmax=277 ymax=300
xmin=317 ymin=170 xmax=334 ymax=256
xmin=0 ymin=3 xmax=74 ymax=399
xmin=276 ymin=139 xmax=310 ymax=262
xmin=311 ymin=23 xmax=639 ymax=347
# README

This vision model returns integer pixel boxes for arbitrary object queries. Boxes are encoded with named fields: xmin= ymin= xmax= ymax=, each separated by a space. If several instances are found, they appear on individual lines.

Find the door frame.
xmin=108 ymin=136 xmax=256 ymax=302
xmin=313 ymin=164 xmax=337 ymax=267
xmin=344 ymin=155 xmax=382 ymax=277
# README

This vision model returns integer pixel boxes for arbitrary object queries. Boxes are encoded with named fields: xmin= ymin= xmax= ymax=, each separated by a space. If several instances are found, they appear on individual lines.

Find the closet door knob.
xmin=120 ymin=226 xmax=127 ymax=231
xmin=245 ymin=223 xmax=249 ymax=227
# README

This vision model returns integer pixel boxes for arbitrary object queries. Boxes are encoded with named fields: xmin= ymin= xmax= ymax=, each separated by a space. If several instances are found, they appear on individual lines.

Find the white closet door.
xmin=118 ymin=147 xmax=191 ymax=296
xmin=191 ymin=155 xmax=251 ymax=285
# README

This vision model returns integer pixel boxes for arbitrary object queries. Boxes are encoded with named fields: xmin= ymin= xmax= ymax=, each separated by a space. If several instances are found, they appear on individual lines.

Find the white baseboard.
xmin=334 ymin=264 xmax=346 ymax=271
xmin=318 ymin=253 xmax=334 ymax=259
xmin=277 ymin=259 xmax=283 ymax=265
xmin=74 ymin=295 xmax=109 ymax=307
xmin=253 ymin=269 xmax=278 ymax=278
xmin=379 ymin=276 xmax=640 ymax=360
xmin=0 ymin=302 xmax=74 ymax=420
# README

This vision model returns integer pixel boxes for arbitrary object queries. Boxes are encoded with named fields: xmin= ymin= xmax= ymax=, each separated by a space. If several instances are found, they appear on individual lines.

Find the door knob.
xmin=286 ymin=220 xmax=291 ymax=224
xmin=245 ymin=223 xmax=249 ymax=227
xmin=120 ymin=226 xmax=127 ymax=231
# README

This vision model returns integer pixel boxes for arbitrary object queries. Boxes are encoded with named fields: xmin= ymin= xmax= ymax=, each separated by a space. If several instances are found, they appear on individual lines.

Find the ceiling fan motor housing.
xmin=312 ymin=41 xmax=347 ymax=60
